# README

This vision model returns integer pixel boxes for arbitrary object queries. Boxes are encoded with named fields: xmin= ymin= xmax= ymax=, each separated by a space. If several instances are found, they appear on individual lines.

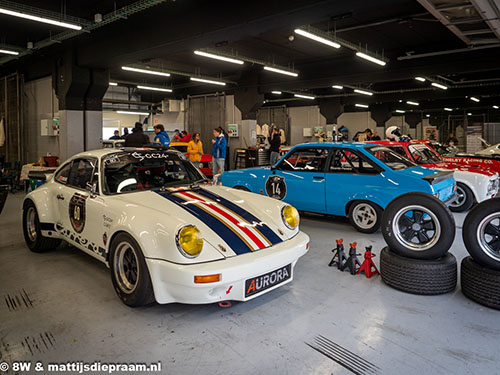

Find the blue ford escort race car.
xmin=220 ymin=142 xmax=457 ymax=233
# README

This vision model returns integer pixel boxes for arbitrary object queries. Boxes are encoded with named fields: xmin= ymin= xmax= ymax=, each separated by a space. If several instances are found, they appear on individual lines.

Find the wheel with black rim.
xmin=109 ymin=233 xmax=154 ymax=307
xmin=463 ymin=198 xmax=500 ymax=270
xmin=380 ymin=247 xmax=457 ymax=295
xmin=22 ymin=200 xmax=61 ymax=253
xmin=461 ymin=256 xmax=500 ymax=310
xmin=449 ymin=182 xmax=474 ymax=212
xmin=348 ymin=201 xmax=382 ymax=233
xmin=381 ymin=193 xmax=455 ymax=259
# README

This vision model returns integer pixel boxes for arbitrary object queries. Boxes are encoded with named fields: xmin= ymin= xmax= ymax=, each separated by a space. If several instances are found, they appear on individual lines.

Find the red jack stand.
xmin=357 ymin=246 xmax=379 ymax=278
xmin=218 ymin=300 xmax=232 ymax=308
xmin=329 ymin=239 xmax=347 ymax=270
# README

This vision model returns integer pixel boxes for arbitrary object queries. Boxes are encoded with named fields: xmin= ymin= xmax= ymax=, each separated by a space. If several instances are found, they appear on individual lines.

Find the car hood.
xmin=112 ymin=185 xmax=290 ymax=262
xmin=392 ymin=166 xmax=448 ymax=179
xmin=430 ymin=161 xmax=496 ymax=176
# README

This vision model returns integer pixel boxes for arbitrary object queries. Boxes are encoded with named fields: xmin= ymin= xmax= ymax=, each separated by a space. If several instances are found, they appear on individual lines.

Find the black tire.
xmin=380 ymin=247 xmax=457 ymax=295
xmin=449 ymin=182 xmax=474 ymax=212
xmin=463 ymin=199 xmax=500 ymax=270
xmin=348 ymin=200 xmax=382 ymax=234
xmin=233 ymin=185 xmax=250 ymax=191
xmin=381 ymin=192 xmax=455 ymax=259
xmin=22 ymin=200 xmax=61 ymax=253
xmin=461 ymin=256 xmax=500 ymax=310
xmin=109 ymin=233 xmax=155 ymax=307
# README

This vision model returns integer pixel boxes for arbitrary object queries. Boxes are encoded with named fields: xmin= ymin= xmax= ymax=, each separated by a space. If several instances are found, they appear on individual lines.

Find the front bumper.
xmin=146 ymin=231 xmax=310 ymax=304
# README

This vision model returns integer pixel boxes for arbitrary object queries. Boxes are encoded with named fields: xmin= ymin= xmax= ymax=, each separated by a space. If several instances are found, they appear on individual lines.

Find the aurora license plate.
xmin=245 ymin=264 xmax=292 ymax=298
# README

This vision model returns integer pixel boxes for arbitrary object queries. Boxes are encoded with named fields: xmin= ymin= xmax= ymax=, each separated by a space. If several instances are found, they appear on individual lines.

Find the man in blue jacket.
xmin=153 ymin=124 xmax=170 ymax=147
xmin=212 ymin=128 xmax=227 ymax=175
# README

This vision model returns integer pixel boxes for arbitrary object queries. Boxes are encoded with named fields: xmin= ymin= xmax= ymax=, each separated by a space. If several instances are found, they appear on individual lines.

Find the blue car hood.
xmin=393 ymin=166 xmax=443 ymax=179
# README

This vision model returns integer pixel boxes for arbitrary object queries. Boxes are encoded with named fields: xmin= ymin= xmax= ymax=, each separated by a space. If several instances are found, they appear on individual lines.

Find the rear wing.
xmin=423 ymin=170 xmax=454 ymax=185
xmin=28 ymin=170 xmax=54 ymax=181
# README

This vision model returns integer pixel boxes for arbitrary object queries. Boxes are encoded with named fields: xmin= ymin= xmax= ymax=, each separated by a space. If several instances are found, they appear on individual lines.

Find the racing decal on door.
xmin=68 ymin=193 xmax=88 ymax=233
xmin=265 ymin=175 xmax=287 ymax=200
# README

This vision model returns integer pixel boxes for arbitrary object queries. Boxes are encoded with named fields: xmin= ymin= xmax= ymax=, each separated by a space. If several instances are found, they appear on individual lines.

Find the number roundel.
xmin=68 ymin=193 xmax=88 ymax=233
xmin=265 ymin=175 xmax=287 ymax=200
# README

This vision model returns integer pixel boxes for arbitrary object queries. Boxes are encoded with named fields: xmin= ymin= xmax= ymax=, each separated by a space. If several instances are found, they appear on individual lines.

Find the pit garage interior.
xmin=1 ymin=1 xmax=500 ymax=374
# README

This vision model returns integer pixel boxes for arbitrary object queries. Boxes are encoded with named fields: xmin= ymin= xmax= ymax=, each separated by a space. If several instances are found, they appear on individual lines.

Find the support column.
xmin=319 ymin=98 xmax=344 ymax=124
xmin=85 ymin=69 xmax=109 ymax=150
xmin=234 ymin=70 xmax=263 ymax=120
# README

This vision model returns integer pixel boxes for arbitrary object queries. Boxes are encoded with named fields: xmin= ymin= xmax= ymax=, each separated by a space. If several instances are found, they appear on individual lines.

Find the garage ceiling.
xmin=1 ymin=0 xmax=500 ymax=114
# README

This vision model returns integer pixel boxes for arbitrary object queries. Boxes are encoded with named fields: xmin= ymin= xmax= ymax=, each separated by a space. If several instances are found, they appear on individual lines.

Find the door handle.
xmin=313 ymin=176 xmax=324 ymax=180
xmin=56 ymin=194 xmax=64 ymax=200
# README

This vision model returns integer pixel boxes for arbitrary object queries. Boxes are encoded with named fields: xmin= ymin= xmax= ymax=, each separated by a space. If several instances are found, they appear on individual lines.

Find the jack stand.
xmin=341 ymin=242 xmax=362 ymax=275
xmin=357 ymin=246 xmax=379 ymax=278
xmin=329 ymin=239 xmax=347 ymax=270
xmin=218 ymin=301 xmax=232 ymax=308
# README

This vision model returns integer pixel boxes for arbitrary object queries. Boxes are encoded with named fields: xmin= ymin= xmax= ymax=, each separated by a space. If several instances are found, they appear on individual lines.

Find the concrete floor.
xmin=1 ymin=193 xmax=499 ymax=375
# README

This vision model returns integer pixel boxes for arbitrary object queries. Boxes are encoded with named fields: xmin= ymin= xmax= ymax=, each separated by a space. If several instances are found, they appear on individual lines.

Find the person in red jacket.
xmin=175 ymin=130 xmax=192 ymax=142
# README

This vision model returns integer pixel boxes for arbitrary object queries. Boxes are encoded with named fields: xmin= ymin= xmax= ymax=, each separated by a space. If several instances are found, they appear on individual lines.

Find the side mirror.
xmin=86 ymin=182 xmax=97 ymax=195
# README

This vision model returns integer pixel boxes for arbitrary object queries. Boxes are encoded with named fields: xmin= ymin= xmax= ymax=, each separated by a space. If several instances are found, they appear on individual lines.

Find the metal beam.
xmin=470 ymin=0 xmax=500 ymax=40
xmin=397 ymin=43 xmax=500 ymax=60
xmin=416 ymin=0 xmax=472 ymax=45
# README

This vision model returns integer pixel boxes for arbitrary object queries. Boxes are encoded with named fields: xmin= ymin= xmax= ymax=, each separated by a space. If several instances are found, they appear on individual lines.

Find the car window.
xmin=103 ymin=151 xmax=205 ymax=194
xmin=279 ymin=148 xmax=329 ymax=172
xmin=389 ymin=146 xmax=407 ymax=158
xmin=329 ymin=149 xmax=380 ymax=174
xmin=408 ymin=144 xmax=441 ymax=164
xmin=54 ymin=162 xmax=72 ymax=184
xmin=67 ymin=159 xmax=96 ymax=189
xmin=365 ymin=146 xmax=415 ymax=170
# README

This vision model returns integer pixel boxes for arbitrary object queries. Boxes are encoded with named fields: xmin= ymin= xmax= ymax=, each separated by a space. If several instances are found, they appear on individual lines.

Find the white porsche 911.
xmin=23 ymin=148 xmax=309 ymax=307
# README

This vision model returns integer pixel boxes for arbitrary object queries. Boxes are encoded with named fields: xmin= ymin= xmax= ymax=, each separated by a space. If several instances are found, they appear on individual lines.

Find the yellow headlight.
xmin=176 ymin=225 xmax=204 ymax=258
xmin=282 ymin=205 xmax=300 ymax=229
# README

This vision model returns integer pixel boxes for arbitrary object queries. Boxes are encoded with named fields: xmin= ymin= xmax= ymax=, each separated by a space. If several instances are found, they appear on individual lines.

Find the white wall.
xmin=288 ymin=105 xmax=327 ymax=145
xmin=337 ymin=112 xmax=377 ymax=141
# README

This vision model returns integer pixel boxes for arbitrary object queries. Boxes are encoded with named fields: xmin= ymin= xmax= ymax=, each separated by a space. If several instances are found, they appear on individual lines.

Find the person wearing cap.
xmin=153 ymin=124 xmax=170 ymax=147
xmin=125 ymin=122 xmax=150 ymax=147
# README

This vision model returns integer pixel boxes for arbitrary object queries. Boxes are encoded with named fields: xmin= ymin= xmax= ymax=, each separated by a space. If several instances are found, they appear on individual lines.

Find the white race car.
xmin=23 ymin=148 xmax=309 ymax=306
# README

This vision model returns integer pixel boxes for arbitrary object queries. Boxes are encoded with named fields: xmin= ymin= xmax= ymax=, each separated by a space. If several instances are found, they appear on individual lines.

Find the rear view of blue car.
xmin=220 ymin=142 xmax=456 ymax=233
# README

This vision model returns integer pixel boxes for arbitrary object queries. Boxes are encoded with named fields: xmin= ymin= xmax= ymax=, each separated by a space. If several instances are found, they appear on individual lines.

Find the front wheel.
xmin=381 ymin=193 xmax=455 ymax=259
xmin=109 ymin=233 xmax=155 ymax=307
xmin=22 ymin=200 xmax=61 ymax=253
xmin=348 ymin=201 xmax=382 ymax=233
xmin=449 ymin=182 xmax=474 ymax=212
xmin=463 ymin=199 xmax=500 ymax=270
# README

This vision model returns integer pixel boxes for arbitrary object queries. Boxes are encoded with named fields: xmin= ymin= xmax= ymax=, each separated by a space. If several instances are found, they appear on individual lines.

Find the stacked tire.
xmin=461 ymin=199 xmax=500 ymax=310
xmin=379 ymin=193 xmax=457 ymax=295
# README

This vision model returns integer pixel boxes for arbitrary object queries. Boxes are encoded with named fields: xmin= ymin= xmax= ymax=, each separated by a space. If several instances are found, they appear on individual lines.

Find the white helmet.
xmin=386 ymin=126 xmax=402 ymax=141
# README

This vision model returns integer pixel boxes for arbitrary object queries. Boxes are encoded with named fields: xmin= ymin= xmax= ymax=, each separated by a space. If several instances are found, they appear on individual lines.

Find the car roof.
xmin=69 ymin=147 xmax=179 ymax=160
xmin=292 ymin=142 xmax=373 ymax=149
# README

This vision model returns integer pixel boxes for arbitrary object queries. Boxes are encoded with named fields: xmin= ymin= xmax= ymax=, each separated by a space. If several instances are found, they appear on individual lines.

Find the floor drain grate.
xmin=4 ymin=289 xmax=34 ymax=312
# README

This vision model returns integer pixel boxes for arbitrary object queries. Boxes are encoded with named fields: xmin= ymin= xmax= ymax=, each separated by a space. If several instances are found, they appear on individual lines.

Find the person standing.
xmin=153 ymin=124 xmax=170 ymax=147
xmin=269 ymin=128 xmax=281 ymax=166
xmin=125 ymin=122 xmax=150 ymax=147
xmin=121 ymin=127 xmax=129 ymax=139
xmin=212 ymin=128 xmax=227 ymax=175
xmin=187 ymin=133 xmax=203 ymax=168
xmin=446 ymin=132 xmax=458 ymax=146
xmin=371 ymin=131 xmax=381 ymax=141
xmin=175 ymin=130 xmax=192 ymax=142
xmin=109 ymin=130 xmax=121 ymax=140
xmin=218 ymin=127 xmax=230 ymax=171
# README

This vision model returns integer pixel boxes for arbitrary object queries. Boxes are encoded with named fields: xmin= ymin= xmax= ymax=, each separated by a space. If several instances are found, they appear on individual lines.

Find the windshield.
xmin=170 ymin=145 xmax=188 ymax=152
xmin=102 ymin=151 xmax=205 ymax=194
xmin=365 ymin=146 xmax=416 ymax=170
xmin=408 ymin=144 xmax=441 ymax=164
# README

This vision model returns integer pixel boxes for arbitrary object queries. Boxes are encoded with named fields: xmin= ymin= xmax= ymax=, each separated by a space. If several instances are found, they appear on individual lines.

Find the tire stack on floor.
xmin=379 ymin=193 xmax=458 ymax=295
xmin=461 ymin=199 xmax=500 ymax=310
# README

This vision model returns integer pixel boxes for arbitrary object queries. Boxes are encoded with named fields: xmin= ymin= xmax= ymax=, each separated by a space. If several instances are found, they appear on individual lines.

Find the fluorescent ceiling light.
xmin=332 ymin=85 xmax=343 ymax=89
xmin=444 ymin=107 xmax=453 ymax=112
xmin=137 ymin=85 xmax=172 ymax=93
xmin=271 ymin=91 xmax=282 ymax=94
xmin=263 ymin=66 xmax=298 ymax=77
xmin=294 ymin=94 xmax=315 ymax=100
xmin=0 ymin=7 xmax=82 ymax=30
xmin=355 ymin=52 xmax=386 ymax=66
xmin=109 ymin=82 xmax=118 ymax=86
xmin=467 ymin=113 xmax=472 ymax=116
xmin=355 ymin=103 xmax=369 ymax=108
xmin=294 ymin=28 xmax=341 ymax=49
xmin=395 ymin=110 xmax=405 ymax=113
xmin=0 ymin=49 xmax=19 ymax=55
xmin=494 ymin=105 xmax=499 ymax=109
xmin=415 ymin=77 xmax=426 ymax=82
xmin=470 ymin=96 xmax=480 ymax=102
xmin=426 ymin=114 xmax=430 ymax=117
xmin=194 ymin=50 xmax=244 ymax=65
xmin=431 ymin=82 xmax=448 ymax=90
xmin=190 ymin=77 xmax=226 ymax=86
xmin=354 ymin=89 xmax=373 ymax=96
xmin=116 ymin=110 xmax=149 ymax=116
xmin=122 ymin=66 xmax=170 ymax=77
xmin=406 ymin=101 xmax=419 ymax=106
